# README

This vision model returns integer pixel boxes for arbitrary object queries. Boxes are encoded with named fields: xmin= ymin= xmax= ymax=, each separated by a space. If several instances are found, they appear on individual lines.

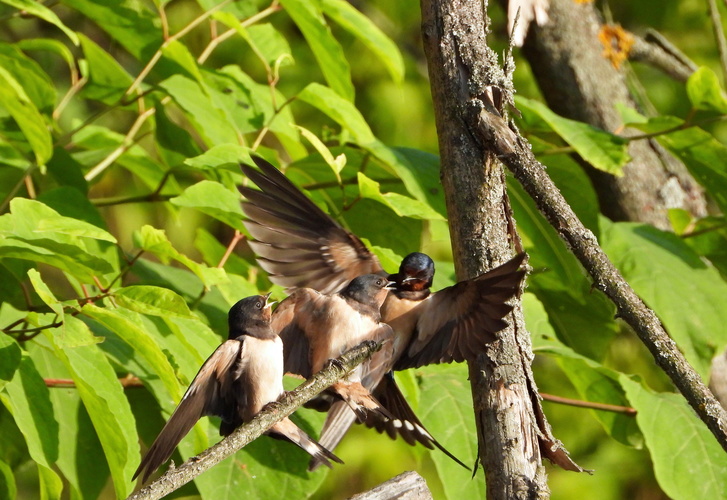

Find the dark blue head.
xmin=393 ymin=252 xmax=435 ymax=291
xmin=228 ymin=293 xmax=274 ymax=339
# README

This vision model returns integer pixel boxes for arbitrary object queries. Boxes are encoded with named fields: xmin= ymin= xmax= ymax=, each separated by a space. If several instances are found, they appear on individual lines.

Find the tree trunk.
xmin=519 ymin=0 xmax=706 ymax=229
xmin=419 ymin=1 xmax=581 ymax=497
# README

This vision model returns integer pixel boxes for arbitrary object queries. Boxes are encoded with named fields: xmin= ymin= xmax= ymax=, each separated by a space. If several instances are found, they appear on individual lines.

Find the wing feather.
xmin=240 ymin=157 xmax=382 ymax=294
xmin=395 ymin=253 xmax=527 ymax=370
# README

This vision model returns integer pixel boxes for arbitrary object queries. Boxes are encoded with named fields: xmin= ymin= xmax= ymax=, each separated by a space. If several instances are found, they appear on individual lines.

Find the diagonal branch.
xmin=474 ymin=104 xmax=727 ymax=454
xmin=127 ymin=340 xmax=382 ymax=500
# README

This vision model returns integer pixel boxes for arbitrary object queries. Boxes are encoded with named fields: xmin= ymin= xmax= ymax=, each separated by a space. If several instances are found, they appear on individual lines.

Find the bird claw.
xmin=261 ymin=401 xmax=283 ymax=413
xmin=324 ymin=357 xmax=345 ymax=371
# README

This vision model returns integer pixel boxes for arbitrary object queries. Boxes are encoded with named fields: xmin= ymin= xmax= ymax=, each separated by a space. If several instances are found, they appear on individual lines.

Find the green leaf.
xmin=646 ymin=117 xmax=727 ymax=215
xmin=525 ymin=293 xmax=641 ymax=447
xmin=298 ymin=83 xmax=374 ymax=143
xmin=358 ymin=172 xmax=445 ymax=220
xmin=60 ymin=0 xmax=161 ymax=61
xmin=1 ymin=352 xmax=62 ymax=497
xmin=516 ymin=96 xmax=630 ymax=175
xmin=370 ymin=147 xmax=447 ymax=218
xmin=134 ymin=225 xmax=228 ymax=287
xmin=686 ymin=66 xmax=727 ymax=114
xmin=82 ymin=304 xmax=185 ymax=404
xmin=185 ymin=143 xmax=252 ymax=171
xmin=0 ymin=334 xmax=21 ymax=390
xmin=27 ymin=269 xmax=63 ymax=316
xmin=0 ymin=460 xmax=16 ymax=500
xmin=160 ymin=39 xmax=205 ymax=84
xmin=296 ymin=125 xmax=346 ymax=183
xmin=28 ymin=343 xmax=110 ymax=500
xmin=0 ymin=41 xmax=56 ymax=114
xmin=44 ymin=332 xmax=138 ymax=498
xmin=416 ymin=364 xmax=483 ymax=499
xmin=216 ymin=17 xmax=293 ymax=70
xmin=320 ymin=0 xmax=404 ymax=83
xmin=78 ymin=33 xmax=134 ymax=105
xmin=279 ymin=0 xmax=354 ymax=101
xmin=683 ymin=216 xmax=727 ymax=276
xmin=170 ymin=180 xmax=246 ymax=231
xmin=114 ymin=286 xmax=194 ymax=319
xmin=620 ymin=376 xmax=727 ymax=499
xmin=160 ymin=74 xmax=240 ymax=146
xmin=0 ymin=199 xmax=118 ymax=281
xmin=0 ymin=65 xmax=52 ymax=165
xmin=0 ymin=0 xmax=79 ymax=44
xmin=601 ymin=220 xmax=727 ymax=379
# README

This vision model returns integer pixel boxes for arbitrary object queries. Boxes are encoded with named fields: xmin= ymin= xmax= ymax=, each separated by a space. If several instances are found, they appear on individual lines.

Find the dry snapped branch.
xmin=127 ymin=340 xmax=382 ymax=500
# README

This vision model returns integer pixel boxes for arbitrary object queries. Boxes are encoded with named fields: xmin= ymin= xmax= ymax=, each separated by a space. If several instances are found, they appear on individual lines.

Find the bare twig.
xmin=540 ymin=392 xmax=637 ymax=416
xmin=126 ymin=340 xmax=382 ymax=500
xmin=708 ymin=0 xmax=727 ymax=82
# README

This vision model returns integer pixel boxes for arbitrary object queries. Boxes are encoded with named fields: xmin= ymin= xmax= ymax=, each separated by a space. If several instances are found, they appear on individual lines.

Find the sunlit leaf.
xmin=320 ymin=0 xmax=404 ymax=83
xmin=298 ymin=83 xmax=374 ymax=143
xmin=0 ymin=0 xmax=79 ymax=44
xmin=516 ymin=96 xmax=629 ymax=175
xmin=279 ymin=0 xmax=354 ymax=101
xmin=620 ymin=376 xmax=727 ymax=499
xmin=0 ymin=65 xmax=52 ymax=165
xmin=686 ymin=66 xmax=727 ymax=114
xmin=78 ymin=33 xmax=134 ymax=105
xmin=602 ymin=220 xmax=727 ymax=379
xmin=170 ymin=180 xmax=246 ymax=231
xmin=416 ymin=363 xmax=482 ymax=499
xmin=44 ymin=332 xmax=138 ymax=498
xmin=114 ymin=286 xmax=194 ymax=319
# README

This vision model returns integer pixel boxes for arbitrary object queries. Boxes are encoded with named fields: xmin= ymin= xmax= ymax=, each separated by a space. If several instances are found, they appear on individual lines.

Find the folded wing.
xmin=133 ymin=340 xmax=245 ymax=483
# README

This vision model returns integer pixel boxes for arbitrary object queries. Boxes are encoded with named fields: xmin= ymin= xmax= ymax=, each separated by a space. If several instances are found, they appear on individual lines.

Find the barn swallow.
xmin=239 ymin=156 xmax=526 ymax=470
xmin=132 ymin=294 xmax=343 ymax=483
xmin=270 ymin=273 xmax=396 ymax=420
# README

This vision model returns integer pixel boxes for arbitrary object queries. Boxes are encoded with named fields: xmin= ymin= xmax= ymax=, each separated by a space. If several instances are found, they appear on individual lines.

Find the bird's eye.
xmin=376 ymin=278 xmax=384 ymax=286
xmin=255 ymin=301 xmax=262 ymax=309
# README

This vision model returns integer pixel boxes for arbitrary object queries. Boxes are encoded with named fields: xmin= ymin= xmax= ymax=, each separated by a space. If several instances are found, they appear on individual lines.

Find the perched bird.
xmin=271 ymin=273 xmax=396 ymax=420
xmin=239 ymin=156 xmax=526 ymax=470
xmin=133 ymin=294 xmax=343 ymax=483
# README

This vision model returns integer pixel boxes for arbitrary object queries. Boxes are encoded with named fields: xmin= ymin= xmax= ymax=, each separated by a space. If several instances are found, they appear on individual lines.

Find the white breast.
xmin=241 ymin=336 xmax=284 ymax=416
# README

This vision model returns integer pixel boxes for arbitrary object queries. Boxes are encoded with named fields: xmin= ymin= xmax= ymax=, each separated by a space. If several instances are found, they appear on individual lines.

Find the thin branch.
xmin=127 ymin=340 xmax=382 ymax=500
xmin=217 ymin=230 xmax=244 ymax=268
xmin=708 ymin=0 xmax=727 ymax=83
xmin=84 ymin=108 xmax=156 ymax=181
xmin=628 ymin=31 xmax=696 ymax=83
xmin=197 ymin=1 xmax=282 ymax=64
xmin=540 ymin=392 xmax=637 ymax=416
xmin=125 ymin=0 xmax=234 ymax=97
xmin=474 ymin=103 xmax=727 ymax=453
xmin=44 ymin=375 xmax=635 ymax=416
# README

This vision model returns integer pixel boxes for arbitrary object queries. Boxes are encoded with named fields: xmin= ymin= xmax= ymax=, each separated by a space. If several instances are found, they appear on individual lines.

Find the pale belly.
xmin=242 ymin=336 xmax=284 ymax=417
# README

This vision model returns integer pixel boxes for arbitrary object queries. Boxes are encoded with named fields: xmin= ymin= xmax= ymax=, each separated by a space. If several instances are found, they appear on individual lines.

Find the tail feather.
xmin=366 ymin=373 xmax=471 ymax=471
xmin=308 ymin=403 xmax=358 ymax=471
xmin=270 ymin=418 xmax=343 ymax=469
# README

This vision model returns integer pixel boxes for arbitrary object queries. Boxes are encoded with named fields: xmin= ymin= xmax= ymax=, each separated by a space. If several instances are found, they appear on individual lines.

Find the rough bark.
xmin=126 ymin=341 xmax=382 ymax=500
xmin=420 ymin=1 xmax=582 ymax=498
xmin=519 ymin=0 xmax=706 ymax=229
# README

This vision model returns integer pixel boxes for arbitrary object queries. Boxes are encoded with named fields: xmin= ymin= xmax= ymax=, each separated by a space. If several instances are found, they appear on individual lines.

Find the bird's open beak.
xmin=263 ymin=292 xmax=276 ymax=309
xmin=385 ymin=280 xmax=397 ymax=290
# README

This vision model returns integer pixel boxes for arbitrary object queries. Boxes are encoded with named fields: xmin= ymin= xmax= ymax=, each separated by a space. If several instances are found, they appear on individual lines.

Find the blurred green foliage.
xmin=1 ymin=0 xmax=727 ymax=499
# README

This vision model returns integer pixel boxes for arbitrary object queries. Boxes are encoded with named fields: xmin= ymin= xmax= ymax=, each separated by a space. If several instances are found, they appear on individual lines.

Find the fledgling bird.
xmin=271 ymin=274 xmax=396 ymax=420
xmin=132 ymin=294 xmax=343 ymax=484
xmin=239 ymin=156 xmax=526 ymax=470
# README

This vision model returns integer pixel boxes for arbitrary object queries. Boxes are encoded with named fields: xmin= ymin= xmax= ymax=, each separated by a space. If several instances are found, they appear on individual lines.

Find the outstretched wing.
xmin=394 ymin=254 xmax=527 ymax=370
xmin=133 ymin=340 xmax=245 ymax=483
xmin=240 ymin=156 xmax=383 ymax=294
